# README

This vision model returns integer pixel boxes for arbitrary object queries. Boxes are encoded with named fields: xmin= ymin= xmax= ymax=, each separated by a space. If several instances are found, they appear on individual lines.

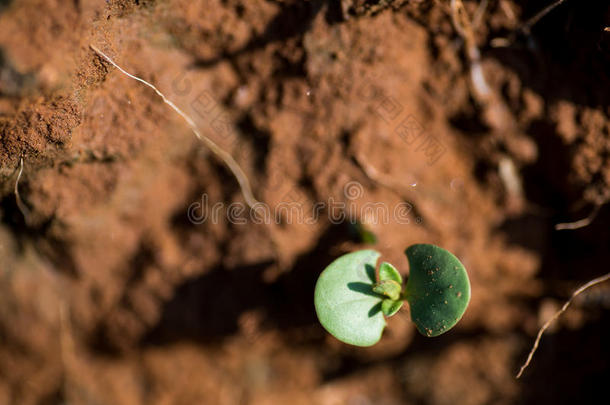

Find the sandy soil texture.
xmin=0 ymin=1 xmax=609 ymax=404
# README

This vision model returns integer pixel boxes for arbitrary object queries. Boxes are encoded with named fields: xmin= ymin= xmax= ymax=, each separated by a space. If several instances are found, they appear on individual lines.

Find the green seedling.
xmin=314 ymin=244 xmax=470 ymax=346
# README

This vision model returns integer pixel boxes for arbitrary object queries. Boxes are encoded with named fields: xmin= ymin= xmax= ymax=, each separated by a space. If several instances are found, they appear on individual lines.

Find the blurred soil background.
xmin=0 ymin=0 xmax=609 ymax=404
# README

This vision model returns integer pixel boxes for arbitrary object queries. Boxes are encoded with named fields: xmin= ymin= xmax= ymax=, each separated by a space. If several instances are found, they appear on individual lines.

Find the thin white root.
xmin=519 ymin=0 xmax=567 ymax=36
xmin=472 ymin=0 xmax=489 ymax=29
xmin=555 ymin=204 xmax=602 ymax=231
xmin=491 ymin=0 xmax=568 ymax=47
xmin=450 ymin=0 xmax=492 ymax=101
xmin=15 ymin=157 xmax=31 ymax=223
xmin=89 ymin=45 xmax=259 ymax=208
xmin=516 ymin=272 xmax=610 ymax=378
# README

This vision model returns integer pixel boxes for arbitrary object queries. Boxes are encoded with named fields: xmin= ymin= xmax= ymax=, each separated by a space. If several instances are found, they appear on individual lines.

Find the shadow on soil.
xmin=487 ymin=1 xmax=610 ymax=109
xmin=143 ymin=221 xmax=357 ymax=345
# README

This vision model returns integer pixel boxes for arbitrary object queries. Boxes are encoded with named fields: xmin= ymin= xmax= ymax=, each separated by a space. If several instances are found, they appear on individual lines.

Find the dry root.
xmin=90 ymin=45 xmax=259 ymax=208
xmin=516 ymin=272 xmax=610 ymax=378
xmin=14 ymin=157 xmax=31 ymax=224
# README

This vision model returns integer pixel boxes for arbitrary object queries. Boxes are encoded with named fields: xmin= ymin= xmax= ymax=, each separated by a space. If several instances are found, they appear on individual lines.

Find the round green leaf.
xmin=404 ymin=244 xmax=471 ymax=337
xmin=314 ymin=250 xmax=386 ymax=346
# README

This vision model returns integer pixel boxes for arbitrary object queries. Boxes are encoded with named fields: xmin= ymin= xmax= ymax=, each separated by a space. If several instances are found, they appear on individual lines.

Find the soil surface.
xmin=0 ymin=1 xmax=609 ymax=404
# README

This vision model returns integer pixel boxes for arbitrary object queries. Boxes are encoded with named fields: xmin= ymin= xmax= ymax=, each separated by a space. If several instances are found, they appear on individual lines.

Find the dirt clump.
xmin=0 ymin=1 xmax=609 ymax=404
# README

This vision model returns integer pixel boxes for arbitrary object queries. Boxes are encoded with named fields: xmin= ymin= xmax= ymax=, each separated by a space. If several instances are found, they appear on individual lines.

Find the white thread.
xmin=90 ymin=45 xmax=259 ymax=208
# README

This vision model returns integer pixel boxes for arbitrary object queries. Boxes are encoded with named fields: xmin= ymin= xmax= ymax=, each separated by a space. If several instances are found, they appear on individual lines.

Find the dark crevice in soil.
xmin=498 ymin=202 xmax=610 ymax=289
xmin=521 ymin=119 xmax=578 ymax=207
xmin=449 ymin=109 xmax=492 ymax=138
xmin=141 ymin=260 xmax=272 ymax=344
xmin=0 ymin=0 xmax=12 ymax=13
xmin=192 ymin=1 xmax=325 ymax=68
xmin=325 ymin=0 xmax=344 ymax=24
xmin=235 ymin=113 xmax=271 ymax=176
xmin=0 ymin=48 xmax=35 ymax=97
xmin=0 ymin=192 xmax=78 ymax=276
xmin=519 ymin=310 xmax=610 ymax=404
xmin=487 ymin=1 xmax=610 ymax=109
xmin=0 ymin=193 xmax=29 ymax=248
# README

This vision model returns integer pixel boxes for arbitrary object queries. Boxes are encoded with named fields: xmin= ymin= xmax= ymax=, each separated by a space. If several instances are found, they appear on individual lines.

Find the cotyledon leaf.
xmin=314 ymin=250 xmax=386 ymax=346
xmin=405 ymin=244 xmax=471 ymax=337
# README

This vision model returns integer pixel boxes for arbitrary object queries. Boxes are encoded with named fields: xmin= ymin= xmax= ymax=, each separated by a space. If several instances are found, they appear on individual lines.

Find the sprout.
xmin=314 ymin=244 xmax=471 ymax=346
